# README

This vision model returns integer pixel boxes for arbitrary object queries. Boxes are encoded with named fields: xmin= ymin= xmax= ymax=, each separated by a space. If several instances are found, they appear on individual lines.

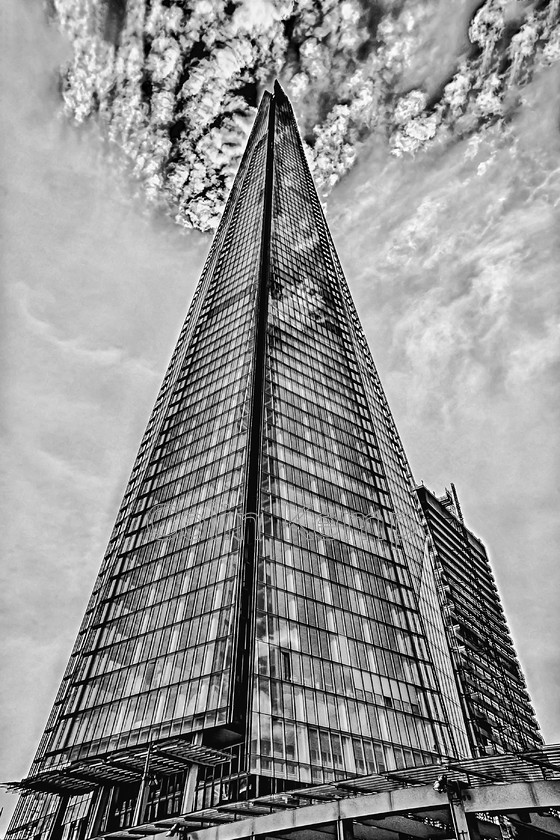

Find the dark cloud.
xmin=103 ymin=0 xmax=128 ymax=46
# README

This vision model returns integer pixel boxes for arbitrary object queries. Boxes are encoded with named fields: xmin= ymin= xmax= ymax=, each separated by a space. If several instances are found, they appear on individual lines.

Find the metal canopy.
xmin=88 ymin=781 xmax=560 ymax=840
xmin=261 ymin=743 xmax=560 ymax=804
xmin=7 ymin=737 xmax=231 ymax=796
xmin=7 ymin=745 xmax=560 ymax=838
xmin=82 ymin=744 xmax=560 ymax=840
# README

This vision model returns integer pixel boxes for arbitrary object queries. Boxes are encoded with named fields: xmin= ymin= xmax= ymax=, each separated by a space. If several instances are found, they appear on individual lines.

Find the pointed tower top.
xmin=273 ymin=79 xmax=288 ymax=102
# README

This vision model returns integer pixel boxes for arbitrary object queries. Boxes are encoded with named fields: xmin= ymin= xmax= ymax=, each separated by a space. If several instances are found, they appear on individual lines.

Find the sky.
xmin=1 ymin=0 xmax=559 ymax=834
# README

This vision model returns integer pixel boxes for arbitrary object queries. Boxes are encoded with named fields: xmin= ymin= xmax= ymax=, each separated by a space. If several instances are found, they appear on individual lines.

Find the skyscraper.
xmin=415 ymin=484 xmax=542 ymax=757
xmin=6 ymin=83 xmax=539 ymax=840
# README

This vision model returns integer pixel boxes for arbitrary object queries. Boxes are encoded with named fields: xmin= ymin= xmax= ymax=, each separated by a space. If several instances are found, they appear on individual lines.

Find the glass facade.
xmin=416 ymin=485 xmax=543 ymax=756
xmin=60 ymin=97 xmax=269 ymax=756
xmin=10 ymin=83 xmax=511 ymax=840
xmin=246 ymin=90 xmax=468 ymax=794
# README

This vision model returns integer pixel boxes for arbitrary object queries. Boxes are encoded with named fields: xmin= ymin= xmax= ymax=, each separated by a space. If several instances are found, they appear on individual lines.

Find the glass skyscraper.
xmin=416 ymin=484 xmax=542 ymax=757
xmin=7 ymin=83 xmax=539 ymax=840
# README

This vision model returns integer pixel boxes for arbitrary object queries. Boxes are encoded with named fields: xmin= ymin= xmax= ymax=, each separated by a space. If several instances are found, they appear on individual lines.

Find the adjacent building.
xmin=416 ymin=483 xmax=542 ymax=757
xmin=7 ymin=83 xmax=542 ymax=840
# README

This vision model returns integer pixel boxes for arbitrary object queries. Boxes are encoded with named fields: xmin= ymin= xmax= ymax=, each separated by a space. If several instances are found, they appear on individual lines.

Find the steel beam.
xmin=47 ymin=794 xmax=70 ymax=840
xmin=448 ymin=794 xmax=481 ymax=840
xmin=463 ymin=780 xmax=560 ymax=814
xmin=145 ymin=780 xmax=560 ymax=840
xmin=358 ymin=814 xmax=451 ymax=838
xmin=154 ymin=786 xmax=448 ymax=840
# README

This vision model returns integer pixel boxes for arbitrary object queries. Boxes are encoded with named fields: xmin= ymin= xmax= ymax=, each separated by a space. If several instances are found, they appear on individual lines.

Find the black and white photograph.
xmin=1 ymin=1 xmax=559 ymax=838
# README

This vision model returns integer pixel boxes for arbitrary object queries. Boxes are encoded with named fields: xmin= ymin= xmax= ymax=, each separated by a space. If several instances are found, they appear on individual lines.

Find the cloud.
xmin=233 ymin=0 xmax=289 ymax=32
xmin=45 ymin=0 xmax=560 ymax=228
xmin=10 ymin=280 xmax=159 ymax=375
